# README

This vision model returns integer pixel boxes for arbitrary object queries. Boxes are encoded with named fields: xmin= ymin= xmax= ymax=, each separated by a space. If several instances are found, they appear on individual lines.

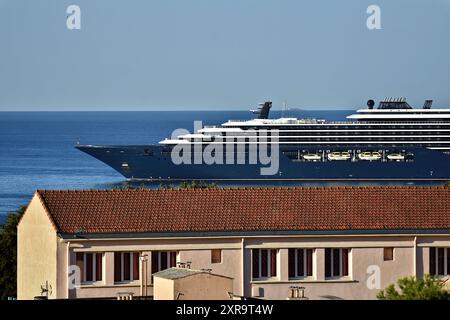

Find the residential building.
xmin=17 ymin=187 xmax=450 ymax=300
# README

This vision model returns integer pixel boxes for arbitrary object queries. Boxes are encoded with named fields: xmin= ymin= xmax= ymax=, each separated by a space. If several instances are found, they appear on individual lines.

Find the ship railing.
xmin=310 ymin=120 xmax=450 ymax=125
xmin=227 ymin=120 xmax=250 ymax=123
xmin=213 ymin=120 xmax=450 ymax=127
xmin=226 ymin=120 xmax=450 ymax=125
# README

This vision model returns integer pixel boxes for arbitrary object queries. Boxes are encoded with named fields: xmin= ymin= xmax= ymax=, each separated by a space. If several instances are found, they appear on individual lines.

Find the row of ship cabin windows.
xmin=225 ymin=126 xmax=450 ymax=130
xmin=195 ymin=137 xmax=449 ymax=142
xmin=216 ymin=132 xmax=450 ymax=136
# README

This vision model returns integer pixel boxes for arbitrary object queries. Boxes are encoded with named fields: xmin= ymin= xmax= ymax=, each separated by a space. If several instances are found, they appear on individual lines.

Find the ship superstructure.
xmin=76 ymin=98 xmax=450 ymax=181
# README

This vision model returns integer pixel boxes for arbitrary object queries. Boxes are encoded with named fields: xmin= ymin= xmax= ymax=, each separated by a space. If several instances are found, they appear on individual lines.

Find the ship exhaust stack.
xmin=251 ymin=101 xmax=272 ymax=119
xmin=423 ymin=100 xmax=433 ymax=109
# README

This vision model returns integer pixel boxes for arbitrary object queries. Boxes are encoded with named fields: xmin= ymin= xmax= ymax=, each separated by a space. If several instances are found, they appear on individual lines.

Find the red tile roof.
xmin=35 ymin=186 xmax=450 ymax=236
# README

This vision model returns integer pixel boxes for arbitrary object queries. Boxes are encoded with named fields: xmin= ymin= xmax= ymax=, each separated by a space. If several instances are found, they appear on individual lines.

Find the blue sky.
xmin=0 ymin=0 xmax=449 ymax=110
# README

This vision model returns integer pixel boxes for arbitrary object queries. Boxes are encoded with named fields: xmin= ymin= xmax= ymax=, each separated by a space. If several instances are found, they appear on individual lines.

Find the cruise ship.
xmin=76 ymin=98 xmax=450 ymax=181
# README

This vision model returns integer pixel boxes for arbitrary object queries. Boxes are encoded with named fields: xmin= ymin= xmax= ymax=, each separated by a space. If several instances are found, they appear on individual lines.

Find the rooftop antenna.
xmin=40 ymin=281 xmax=52 ymax=298
xmin=282 ymin=100 xmax=287 ymax=118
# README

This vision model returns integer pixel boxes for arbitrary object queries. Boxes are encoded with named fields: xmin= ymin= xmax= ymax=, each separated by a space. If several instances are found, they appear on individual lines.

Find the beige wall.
xmin=179 ymin=248 xmax=242 ymax=295
xmin=17 ymin=194 xmax=59 ymax=300
xmin=153 ymin=277 xmax=175 ymax=300
xmin=154 ymin=273 xmax=233 ymax=300
xmin=56 ymin=240 xmax=69 ymax=299
xmin=174 ymin=273 xmax=233 ymax=300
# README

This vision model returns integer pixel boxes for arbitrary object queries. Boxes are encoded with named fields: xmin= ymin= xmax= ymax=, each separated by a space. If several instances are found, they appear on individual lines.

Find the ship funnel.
xmin=251 ymin=101 xmax=272 ymax=119
xmin=423 ymin=100 xmax=433 ymax=109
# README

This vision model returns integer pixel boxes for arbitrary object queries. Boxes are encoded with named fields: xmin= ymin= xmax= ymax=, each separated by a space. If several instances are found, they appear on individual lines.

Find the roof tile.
xmin=36 ymin=186 xmax=450 ymax=235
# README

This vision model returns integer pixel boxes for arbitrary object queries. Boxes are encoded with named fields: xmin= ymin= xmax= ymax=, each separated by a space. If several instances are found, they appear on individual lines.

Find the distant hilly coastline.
xmin=283 ymin=107 xmax=357 ymax=112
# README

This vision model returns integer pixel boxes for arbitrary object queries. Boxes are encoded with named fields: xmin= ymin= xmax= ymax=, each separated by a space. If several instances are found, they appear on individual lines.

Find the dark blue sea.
xmin=0 ymin=109 xmax=362 ymax=222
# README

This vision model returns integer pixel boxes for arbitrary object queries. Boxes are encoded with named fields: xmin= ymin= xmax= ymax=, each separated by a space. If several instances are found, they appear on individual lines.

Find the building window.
xmin=429 ymin=247 xmax=450 ymax=276
xmin=211 ymin=249 xmax=222 ymax=264
xmin=384 ymin=248 xmax=394 ymax=261
xmin=252 ymin=249 xmax=278 ymax=280
xmin=76 ymin=252 xmax=103 ymax=283
xmin=151 ymin=251 xmax=177 ymax=273
xmin=114 ymin=252 xmax=140 ymax=282
xmin=325 ymin=248 xmax=349 ymax=278
xmin=288 ymin=248 xmax=314 ymax=278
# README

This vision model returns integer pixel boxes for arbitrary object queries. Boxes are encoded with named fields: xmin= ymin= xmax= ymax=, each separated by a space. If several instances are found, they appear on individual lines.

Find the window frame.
xmin=383 ymin=247 xmax=394 ymax=261
xmin=76 ymin=252 xmax=104 ymax=284
xmin=211 ymin=249 xmax=222 ymax=264
xmin=114 ymin=252 xmax=141 ymax=283
xmin=325 ymin=248 xmax=350 ymax=279
xmin=252 ymin=249 xmax=278 ymax=280
xmin=151 ymin=251 xmax=178 ymax=274
xmin=429 ymin=247 xmax=450 ymax=276
xmin=288 ymin=248 xmax=314 ymax=279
